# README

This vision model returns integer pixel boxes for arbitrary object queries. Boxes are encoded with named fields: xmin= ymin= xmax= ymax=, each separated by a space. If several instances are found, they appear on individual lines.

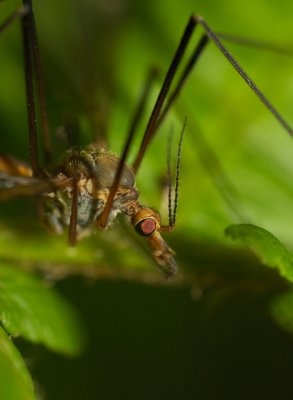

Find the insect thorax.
xmin=42 ymin=147 xmax=139 ymax=236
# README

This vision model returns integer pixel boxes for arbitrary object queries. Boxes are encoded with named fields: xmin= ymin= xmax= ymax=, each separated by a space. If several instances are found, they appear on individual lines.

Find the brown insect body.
xmin=49 ymin=146 xmax=137 ymax=232
xmin=38 ymin=146 xmax=177 ymax=275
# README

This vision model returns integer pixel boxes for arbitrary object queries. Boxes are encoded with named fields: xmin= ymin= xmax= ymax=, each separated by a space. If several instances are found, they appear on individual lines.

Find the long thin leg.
xmin=132 ymin=15 xmax=292 ymax=176
xmin=132 ymin=16 xmax=197 ymax=174
xmin=196 ymin=16 xmax=292 ymax=136
xmin=98 ymin=68 xmax=158 ymax=228
xmin=23 ymin=0 xmax=51 ymax=163
xmin=1 ymin=2 xmax=47 ymax=174
xmin=156 ymin=30 xmax=248 ymax=223
xmin=157 ymin=34 xmax=209 ymax=130
xmin=21 ymin=5 xmax=39 ymax=176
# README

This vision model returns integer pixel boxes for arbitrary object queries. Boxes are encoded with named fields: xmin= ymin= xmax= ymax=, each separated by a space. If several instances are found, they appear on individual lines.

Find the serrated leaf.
xmin=0 ymin=325 xmax=35 ymax=400
xmin=271 ymin=291 xmax=293 ymax=334
xmin=0 ymin=263 xmax=85 ymax=356
xmin=225 ymin=224 xmax=293 ymax=282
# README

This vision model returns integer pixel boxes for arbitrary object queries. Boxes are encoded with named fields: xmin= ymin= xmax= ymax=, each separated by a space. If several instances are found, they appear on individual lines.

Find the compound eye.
xmin=135 ymin=218 xmax=156 ymax=237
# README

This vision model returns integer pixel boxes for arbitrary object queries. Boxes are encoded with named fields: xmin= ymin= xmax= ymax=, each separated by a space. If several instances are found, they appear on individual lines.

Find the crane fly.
xmin=0 ymin=1 xmax=292 ymax=278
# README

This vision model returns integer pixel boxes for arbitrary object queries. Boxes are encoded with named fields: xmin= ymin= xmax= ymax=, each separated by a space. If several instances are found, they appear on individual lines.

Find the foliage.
xmin=226 ymin=224 xmax=293 ymax=282
xmin=0 ymin=326 xmax=35 ymax=400
xmin=0 ymin=263 xmax=85 ymax=356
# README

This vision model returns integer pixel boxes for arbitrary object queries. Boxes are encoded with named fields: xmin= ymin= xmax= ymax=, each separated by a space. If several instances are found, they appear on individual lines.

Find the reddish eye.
xmin=135 ymin=218 xmax=156 ymax=237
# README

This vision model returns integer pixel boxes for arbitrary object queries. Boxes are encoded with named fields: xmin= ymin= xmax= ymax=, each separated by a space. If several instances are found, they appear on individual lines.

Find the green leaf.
xmin=0 ymin=263 xmax=85 ymax=356
xmin=0 ymin=325 xmax=35 ymax=400
xmin=271 ymin=291 xmax=293 ymax=334
xmin=225 ymin=224 xmax=293 ymax=282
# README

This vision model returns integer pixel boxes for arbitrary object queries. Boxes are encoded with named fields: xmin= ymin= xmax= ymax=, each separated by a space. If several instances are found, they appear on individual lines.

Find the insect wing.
xmin=0 ymin=173 xmax=51 ymax=200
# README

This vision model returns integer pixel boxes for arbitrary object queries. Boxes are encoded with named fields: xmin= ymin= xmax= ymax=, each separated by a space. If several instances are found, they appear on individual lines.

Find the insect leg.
xmin=132 ymin=16 xmax=292 ymax=177
xmin=132 ymin=16 xmax=197 ymax=174
xmin=24 ymin=0 xmax=51 ymax=163
xmin=21 ymin=1 xmax=39 ymax=176
xmin=98 ymin=68 xmax=158 ymax=228
xmin=17 ymin=0 xmax=51 ymax=176
xmin=157 ymin=34 xmax=209 ymax=129
xmin=158 ymin=26 xmax=293 ymax=133
xmin=196 ymin=16 xmax=292 ymax=137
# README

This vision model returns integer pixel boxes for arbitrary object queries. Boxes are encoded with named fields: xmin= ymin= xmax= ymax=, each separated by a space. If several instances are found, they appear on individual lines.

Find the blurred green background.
xmin=0 ymin=0 xmax=293 ymax=398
